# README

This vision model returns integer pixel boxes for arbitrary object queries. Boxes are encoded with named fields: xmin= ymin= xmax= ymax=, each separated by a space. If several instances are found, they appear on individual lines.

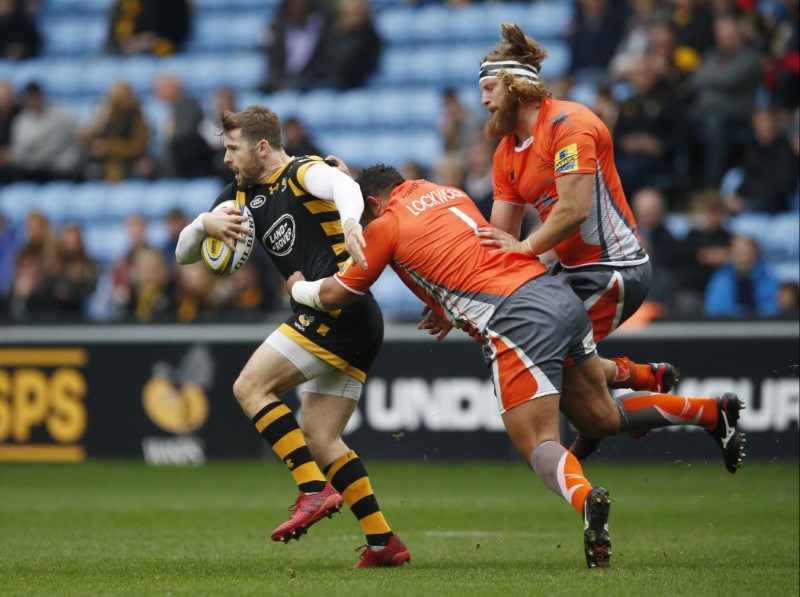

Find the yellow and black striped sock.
xmin=253 ymin=401 xmax=326 ymax=494
xmin=324 ymin=450 xmax=393 ymax=546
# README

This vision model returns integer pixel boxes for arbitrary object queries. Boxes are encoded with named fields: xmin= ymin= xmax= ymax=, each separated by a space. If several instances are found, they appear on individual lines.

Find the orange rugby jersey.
xmin=492 ymin=96 xmax=647 ymax=268
xmin=335 ymin=180 xmax=547 ymax=335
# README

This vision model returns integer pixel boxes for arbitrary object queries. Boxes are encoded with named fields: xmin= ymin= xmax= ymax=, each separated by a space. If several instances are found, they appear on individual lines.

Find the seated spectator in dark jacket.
xmin=0 ymin=79 xmax=19 ymax=182
xmin=308 ymin=0 xmax=382 ymax=90
xmin=104 ymin=0 xmax=191 ymax=57
xmin=261 ymin=0 xmax=333 ymax=92
xmin=565 ymin=0 xmax=628 ymax=83
xmin=704 ymin=234 xmax=779 ymax=318
xmin=673 ymin=190 xmax=732 ymax=315
xmin=0 ymin=0 xmax=40 ymax=60
xmin=726 ymin=109 xmax=797 ymax=214
xmin=44 ymin=224 xmax=99 ymax=317
xmin=282 ymin=116 xmax=323 ymax=157
xmin=631 ymin=186 xmax=679 ymax=307
xmin=614 ymin=55 xmax=686 ymax=196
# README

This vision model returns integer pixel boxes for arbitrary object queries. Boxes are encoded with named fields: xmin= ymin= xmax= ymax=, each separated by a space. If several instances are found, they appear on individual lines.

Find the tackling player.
xmin=175 ymin=105 xmax=409 ymax=568
xmin=475 ymin=24 xmax=681 ymax=459
xmin=288 ymin=165 xmax=745 ymax=568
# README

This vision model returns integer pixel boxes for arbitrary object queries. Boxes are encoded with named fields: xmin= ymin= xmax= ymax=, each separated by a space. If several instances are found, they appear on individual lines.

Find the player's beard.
xmin=235 ymin=147 xmax=263 ymax=187
xmin=484 ymin=94 xmax=518 ymax=140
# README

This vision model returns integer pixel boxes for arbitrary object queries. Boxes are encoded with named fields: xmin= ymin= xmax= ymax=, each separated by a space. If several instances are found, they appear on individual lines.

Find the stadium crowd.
xmin=0 ymin=0 xmax=797 ymax=324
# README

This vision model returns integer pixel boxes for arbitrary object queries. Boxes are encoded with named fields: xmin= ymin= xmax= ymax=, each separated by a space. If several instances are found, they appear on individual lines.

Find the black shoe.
xmin=708 ymin=392 xmax=746 ymax=474
xmin=583 ymin=487 xmax=612 ymax=569
xmin=650 ymin=362 xmax=680 ymax=393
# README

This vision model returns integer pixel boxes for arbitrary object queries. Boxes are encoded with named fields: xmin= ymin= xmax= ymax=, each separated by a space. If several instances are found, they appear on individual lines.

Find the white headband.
xmin=479 ymin=60 xmax=540 ymax=83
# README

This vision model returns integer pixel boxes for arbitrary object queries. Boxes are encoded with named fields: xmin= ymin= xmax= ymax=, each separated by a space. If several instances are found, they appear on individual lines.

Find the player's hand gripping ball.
xmin=200 ymin=200 xmax=255 ymax=276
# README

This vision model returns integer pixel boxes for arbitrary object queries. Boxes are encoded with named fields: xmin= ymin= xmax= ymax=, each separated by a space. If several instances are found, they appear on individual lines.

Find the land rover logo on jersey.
xmin=250 ymin=195 xmax=266 ymax=209
xmin=263 ymin=214 xmax=295 ymax=256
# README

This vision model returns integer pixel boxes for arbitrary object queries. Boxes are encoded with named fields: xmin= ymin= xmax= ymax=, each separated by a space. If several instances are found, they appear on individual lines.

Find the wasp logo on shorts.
xmin=294 ymin=314 xmax=315 ymax=331
xmin=250 ymin=195 xmax=266 ymax=209
xmin=554 ymin=143 xmax=579 ymax=173
xmin=263 ymin=214 xmax=295 ymax=256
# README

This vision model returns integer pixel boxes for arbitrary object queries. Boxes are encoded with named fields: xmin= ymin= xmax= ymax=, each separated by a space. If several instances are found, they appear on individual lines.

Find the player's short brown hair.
xmin=482 ymin=23 xmax=551 ymax=103
xmin=222 ymin=104 xmax=283 ymax=149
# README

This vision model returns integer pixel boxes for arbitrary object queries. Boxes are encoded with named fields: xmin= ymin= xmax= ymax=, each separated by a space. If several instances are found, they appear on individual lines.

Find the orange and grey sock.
xmin=619 ymin=391 xmax=718 ymax=432
xmin=253 ymin=401 xmax=326 ymax=494
xmin=609 ymin=356 xmax=660 ymax=391
xmin=531 ymin=440 xmax=593 ymax=515
xmin=324 ymin=450 xmax=393 ymax=547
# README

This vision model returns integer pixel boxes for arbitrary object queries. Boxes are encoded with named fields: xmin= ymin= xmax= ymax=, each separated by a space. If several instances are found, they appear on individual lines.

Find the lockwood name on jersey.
xmin=405 ymin=187 xmax=466 ymax=216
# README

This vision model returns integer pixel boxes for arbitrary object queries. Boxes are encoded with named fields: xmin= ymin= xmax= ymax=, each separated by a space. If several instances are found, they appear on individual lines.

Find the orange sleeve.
xmin=492 ymin=140 xmax=524 ymax=205
xmin=551 ymin=114 xmax=599 ymax=178
xmin=334 ymin=212 xmax=397 ymax=294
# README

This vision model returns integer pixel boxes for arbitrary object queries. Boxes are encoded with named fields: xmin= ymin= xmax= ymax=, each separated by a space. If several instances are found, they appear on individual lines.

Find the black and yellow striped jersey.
xmin=213 ymin=155 xmax=351 ymax=282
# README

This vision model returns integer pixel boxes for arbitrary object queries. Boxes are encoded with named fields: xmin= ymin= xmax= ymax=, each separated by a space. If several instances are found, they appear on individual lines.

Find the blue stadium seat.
xmin=179 ymin=178 xmax=226 ymax=216
xmin=374 ymin=8 xmax=415 ymax=46
xmin=41 ymin=58 xmax=89 ymax=98
xmin=0 ymin=182 xmax=38 ymax=225
xmin=35 ymin=181 xmax=77 ymax=225
xmin=760 ymin=212 xmax=800 ymax=262
xmin=105 ymin=180 xmax=153 ymax=220
xmin=185 ymin=13 xmax=266 ymax=52
xmin=68 ymin=181 xmax=112 ymax=223
xmin=39 ymin=15 xmax=107 ymax=56
xmin=83 ymin=221 xmax=130 ymax=263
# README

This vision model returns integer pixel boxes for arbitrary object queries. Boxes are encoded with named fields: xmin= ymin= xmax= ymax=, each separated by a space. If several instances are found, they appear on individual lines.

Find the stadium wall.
xmin=0 ymin=322 xmax=797 ymax=465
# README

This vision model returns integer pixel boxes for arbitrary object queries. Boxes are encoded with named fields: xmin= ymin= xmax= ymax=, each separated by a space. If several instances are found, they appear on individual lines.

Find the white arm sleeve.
xmin=175 ymin=213 xmax=207 ymax=264
xmin=303 ymin=162 xmax=364 ymax=224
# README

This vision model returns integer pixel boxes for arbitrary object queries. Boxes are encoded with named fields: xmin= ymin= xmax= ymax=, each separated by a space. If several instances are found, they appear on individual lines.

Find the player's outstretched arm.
xmin=287 ymin=271 xmax=359 ymax=311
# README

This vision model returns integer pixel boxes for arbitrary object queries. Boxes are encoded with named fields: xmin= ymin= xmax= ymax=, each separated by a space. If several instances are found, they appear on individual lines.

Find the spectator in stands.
xmin=670 ymin=0 xmax=715 ymax=73
xmin=227 ymin=259 xmax=271 ymax=320
xmin=613 ymin=54 xmax=686 ymax=197
xmin=609 ymin=0 xmax=671 ymax=79
xmin=765 ymin=0 xmax=798 ymax=123
xmin=432 ymin=151 xmax=465 ymax=190
xmin=400 ymin=161 xmax=428 ymax=181
xmin=282 ymin=116 xmax=323 ymax=157
xmin=9 ymin=82 xmax=81 ymax=182
xmin=704 ymin=234 xmax=779 ymax=318
xmin=309 ymin=0 xmax=382 ymax=90
xmin=776 ymin=280 xmax=799 ymax=319
xmin=79 ymin=81 xmax=150 ymax=183
xmin=631 ymin=187 xmax=679 ymax=307
xmin=174 ymin=261 xmax=228 ymax=322
xmin=127 ymin=245 xmax=174 ymax=322
xmin=44 ymin=223 xmax=99 ymax=316
xmin=672 ymin=189 xmax=732 ymax=316
xmin=0 ymin=0 xmax=40 ymax=60
xmin=726 ymin=108 xmax=797 ymax=214
xmin=0 ymin=211 xmax=14 ymax=297
xmin=0 ymin=79 xmax=19 ymax=182
xmin=647 ymin=18 xmax=695 ymax=107
xmin=438 ymin=88 xmax=483 ymax=161
xmin=149 ymin=74 xmax=213 ymax=178
xmin=688 ymin=13 xmax=763 ymax=186
xmin=4 ymin=252 xmax=53 ymax=321
xmin=162 ymin=207 xmax=188 ymax=266
xmin=107 ymin=214 xmax=154 ymax=318
xmin=104 ymin=0 xmax=191 ymax=57
xmin=15 ymin=210 xmax=55 ymax=267
xmin=462 ymin=136 xmax=495 ymax=221
xmin=261 ymin=0 xmax=333 ymax=93
xmin=199 ymin=86 xmax=238 ymax=182
xmin=564 ymin=0 xmax=628 ymax=84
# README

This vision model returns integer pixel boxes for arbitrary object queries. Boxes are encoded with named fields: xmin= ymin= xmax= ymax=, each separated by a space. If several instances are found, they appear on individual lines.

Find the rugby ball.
xmin=200 ymin=199 xmax=255 ymax=276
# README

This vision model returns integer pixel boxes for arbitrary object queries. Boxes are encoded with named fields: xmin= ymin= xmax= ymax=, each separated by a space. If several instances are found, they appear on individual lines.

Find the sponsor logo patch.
xmin=250 ymin=195 xmax=266 ymax=209
xmin=263 ymin=214 xmax=295 ymax=256
xmin=554 ymin=143 xmax=579 ymax=173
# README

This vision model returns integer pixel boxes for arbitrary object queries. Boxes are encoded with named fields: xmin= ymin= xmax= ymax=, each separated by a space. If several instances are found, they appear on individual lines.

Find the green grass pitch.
xmin=1 ymin=459 xmax=797 ymax=596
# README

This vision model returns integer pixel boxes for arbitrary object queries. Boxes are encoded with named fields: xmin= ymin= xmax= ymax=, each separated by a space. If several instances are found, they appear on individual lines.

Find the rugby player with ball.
xmin=176 ymin=105 xmax=409 ymax=568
